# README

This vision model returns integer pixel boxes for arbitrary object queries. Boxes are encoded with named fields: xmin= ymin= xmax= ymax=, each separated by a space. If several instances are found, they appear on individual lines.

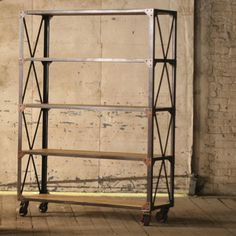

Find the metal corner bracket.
xmin=145 ymin=9 xmax=154 ymax=17
xmin=143 ymin=157 xmax=152 ymax=166
xmin=18 ymin=151 xmax=25 ymax=159
xmin=19 ymin=104 xmax=25 ymax=112
xmin=20 ymin=11 xmax=26 ymax=18
xmin=145 ymin=59 xmax=154 ymax=68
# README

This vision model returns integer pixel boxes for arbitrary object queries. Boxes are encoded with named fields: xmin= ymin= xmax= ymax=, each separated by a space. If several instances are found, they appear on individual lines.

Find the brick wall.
xmin=194 ymin=0 xmax=236 ymax=195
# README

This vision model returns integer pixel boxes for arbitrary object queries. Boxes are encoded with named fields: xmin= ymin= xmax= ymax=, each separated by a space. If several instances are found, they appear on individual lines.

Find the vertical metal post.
xmin=170 ymin=13 xmax=177 ymax=206
xmin=41 ymin=15 xmax=50 ymax=194
xmin=146 ymin=9 xmax=155 ymax=212
xmin=18 ymin=11 xmax=24 ymax=197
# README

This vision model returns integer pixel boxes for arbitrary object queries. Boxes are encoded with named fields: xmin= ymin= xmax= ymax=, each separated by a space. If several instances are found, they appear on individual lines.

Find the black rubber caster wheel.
xmin=39 ymin=202 xmax=48 ymax=213
xmin=141 ymin=214 xmax=151 ymax=226
xmin=19 ymin=201 xmax=29 ymax=217
xmin=155 ymin=207 xmax=169 ymax=223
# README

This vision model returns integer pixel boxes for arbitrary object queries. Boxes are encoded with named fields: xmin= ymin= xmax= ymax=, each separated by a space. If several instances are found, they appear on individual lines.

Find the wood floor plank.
xmin=58 ymin=203 xmax=82 ymax=235
xmin=29 ymin=201 xmax=50 ymax=236
xmin=177 ymin=197 xmax=230 ymax=236
xmin=0 ymin=195 xmax=236 ymax=236
xmin=129 ymin=208 xmax=166 ymax=236
xmin=16 ymin=200 xmax=34 ymax=236
xmin=0 ymin=195 xmax=17 ymax=236
xmin=42 ymin=203 xmax=65 ymax=236
xmin=190 ymin=197 xmax=235 ymax=236
xmin=99 ymin=206 xmax=130 ymax=235
xmin=83 ymin=206 xmax=114 ymax=235
xmin=159 ymin=198 xmax=200 ymax=236
xmin=173 ymin=197 xmax=215 ymax=226
xmin=220 ymin=198 xmax=236 ymax=211
xmin=113 ymin=208 xmax=148 ymax=235
xmin=44 ymin=202 xmax=79 ymax=236
xmin=205 ymin=198 xmax=236 ymax=235
xmin=70 ymin=204 xmax=97 ymax=235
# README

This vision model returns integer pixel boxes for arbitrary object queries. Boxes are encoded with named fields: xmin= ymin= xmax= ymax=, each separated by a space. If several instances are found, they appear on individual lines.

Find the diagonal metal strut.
xmin=22 ymin=17 xmax=43 ymax=103
xmin=21 ymin=111 xmax=42 ymax=192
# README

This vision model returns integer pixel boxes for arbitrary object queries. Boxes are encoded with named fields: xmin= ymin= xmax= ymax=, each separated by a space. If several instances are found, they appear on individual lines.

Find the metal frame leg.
xmin=18 ymin=13 xmax=44 ymax=216
xmin=18 ymin=11 xmax=24 ymax=198
xmin=142 ymin=9 xmax=155 ymax=226
xmin=170 ymin=12 xmax=177 ymax=207
xmin=147 ymin=9 xmax=155 ymax=213
xmin=41 ymin=15 xmax=51 ymax=194
xmin=148 ymin=11 xmax=177 ymax=224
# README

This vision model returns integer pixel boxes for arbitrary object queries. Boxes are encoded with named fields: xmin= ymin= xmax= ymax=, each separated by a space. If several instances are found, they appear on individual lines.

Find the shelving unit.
xmin=18 ymin=8 xmax=177 ymax=226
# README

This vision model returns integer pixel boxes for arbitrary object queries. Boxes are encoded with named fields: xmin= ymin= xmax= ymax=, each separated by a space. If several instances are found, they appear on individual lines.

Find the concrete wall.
xmin=194 ymin=0 xmax=236 ymax=195
xmin=0 ymin=0 xmax=194 ymax=193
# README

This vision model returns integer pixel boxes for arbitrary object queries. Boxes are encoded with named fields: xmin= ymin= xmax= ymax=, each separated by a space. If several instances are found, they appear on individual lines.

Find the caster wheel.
xmin=141 ymin=214 xmax=151 ymax=226
xmin=19 ymin=201 xmax=29 ymax=217
xmin=155 ymin=207 xmax=169 ymax=223
xmin=39 ymin=202 xmax=48 ymax=213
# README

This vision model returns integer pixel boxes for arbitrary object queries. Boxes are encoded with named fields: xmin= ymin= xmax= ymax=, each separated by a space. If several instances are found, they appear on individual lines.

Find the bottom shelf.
xmin=20 ymin=194 xmax=169 ymax=210
xmin=21 ymin=194 xmax=145 ymax=210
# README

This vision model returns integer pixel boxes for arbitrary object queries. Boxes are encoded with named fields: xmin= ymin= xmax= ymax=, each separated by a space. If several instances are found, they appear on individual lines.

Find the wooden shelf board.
xmin=21 ymin=194 xmax=145 ymax=209
xmin=23 ymin=103 xmax=149 ymax=112
xmin=22 ymin=149 xmax=147 ymax=161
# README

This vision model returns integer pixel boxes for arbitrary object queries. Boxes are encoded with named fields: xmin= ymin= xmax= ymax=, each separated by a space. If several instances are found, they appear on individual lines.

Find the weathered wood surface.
xmin=21 ymin=149 xmax=147 ymax=161
xmin=23 ymin=194 xmax=147 ymax=209
xmin=0 ymin=195 xmax=235 ymax=236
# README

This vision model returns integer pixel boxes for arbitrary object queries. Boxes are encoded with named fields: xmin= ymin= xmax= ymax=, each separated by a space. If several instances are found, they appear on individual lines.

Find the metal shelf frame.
xmin=18 ymin=8 xmax=177 ymax=226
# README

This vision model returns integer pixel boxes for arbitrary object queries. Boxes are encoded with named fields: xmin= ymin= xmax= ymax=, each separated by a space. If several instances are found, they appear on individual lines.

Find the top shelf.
xmin=23 ymin=9 xmax=177 ymax=16
xmin=22 ymin=58 xmax=176 ymax=65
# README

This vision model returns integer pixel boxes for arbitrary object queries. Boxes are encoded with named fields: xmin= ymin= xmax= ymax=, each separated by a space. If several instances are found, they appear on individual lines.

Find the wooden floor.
xmin=0 ymin=195 xmax=235 ymax=236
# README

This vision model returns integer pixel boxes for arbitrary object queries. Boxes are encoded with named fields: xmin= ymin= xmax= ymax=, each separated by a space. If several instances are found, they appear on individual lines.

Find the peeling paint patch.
xmin=135 ymin=114 xmax=146 ymax=118
xmin=102 ymin=123 xmax=112 ymax=128
xmin=60 ymin=121 xmax=75 ymax=125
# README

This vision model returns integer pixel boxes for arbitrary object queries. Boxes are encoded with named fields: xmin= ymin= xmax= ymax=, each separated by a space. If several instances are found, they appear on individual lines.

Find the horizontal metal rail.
xmin=23 ymin=57 xmax=175 ymax=64
xmin=24 ymin=9 xmax=177 ymax=16
xmin=155 ymin=59 xmax=176 ymax=64
xmin=22 ymin=103 xmax=174 ymax=113
xmin=155 ymin=107 xmax=174 ymax=112
xmin=23 ymin=57 xmax=146 ymax=63
xmin=24 ymin=9 xmax=147 ymax=16
xmin=153 ymin=155 xmax=173 ymax=162
xmin=22 ymin=103 xmax=150 ymax=112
